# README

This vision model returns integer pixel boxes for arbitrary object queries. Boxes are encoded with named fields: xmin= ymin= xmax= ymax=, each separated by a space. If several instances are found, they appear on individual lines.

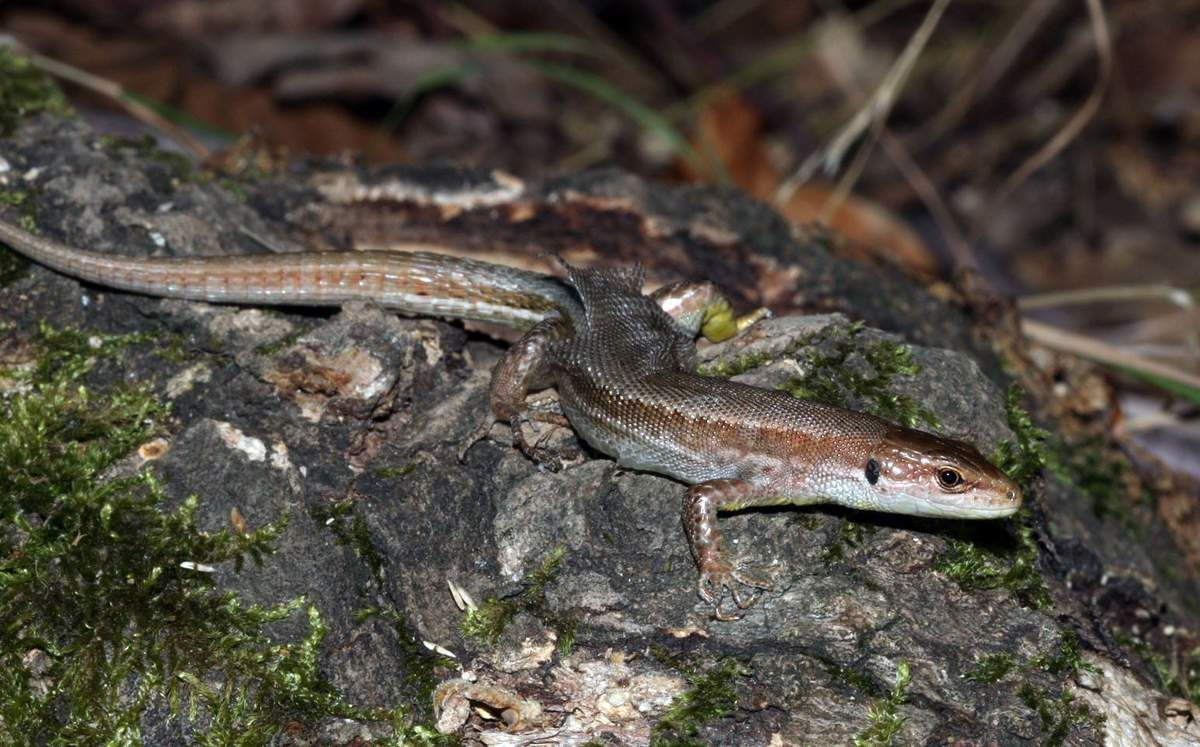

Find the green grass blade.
xmin=520 ymin=59 xmax=705 ymax=171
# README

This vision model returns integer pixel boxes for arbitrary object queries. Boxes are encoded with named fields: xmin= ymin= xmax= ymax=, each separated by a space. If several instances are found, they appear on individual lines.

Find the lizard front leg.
xmin=460 ymin=316 xmax=570 ymax=465
xmin=682 ymin=478 xmax=774 ymax=620
xmin=650 ymin=281 xmax=770 ymax=343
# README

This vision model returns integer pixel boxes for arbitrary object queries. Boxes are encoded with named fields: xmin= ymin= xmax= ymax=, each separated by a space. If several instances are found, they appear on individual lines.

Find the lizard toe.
xmin=697 ymin=562 xmax=770 ymax=619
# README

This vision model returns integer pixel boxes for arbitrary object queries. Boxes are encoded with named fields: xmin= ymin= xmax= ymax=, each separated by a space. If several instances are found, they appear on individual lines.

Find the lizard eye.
xmin=936 ymin=467 xmax=964 ymax=489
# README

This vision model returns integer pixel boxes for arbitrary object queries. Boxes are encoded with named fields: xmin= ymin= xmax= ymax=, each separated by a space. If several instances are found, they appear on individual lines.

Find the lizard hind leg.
xmin=682 ymin=479 xmax=774 ymax=621
xmin=459 ymin=316 xmax=570 ymax=465
xmin=650 ymin=281 xmax=771 ymax=343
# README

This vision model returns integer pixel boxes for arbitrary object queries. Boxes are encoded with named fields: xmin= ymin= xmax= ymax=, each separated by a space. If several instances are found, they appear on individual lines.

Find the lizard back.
xmin=554 ymin=262 xmax=698 ymax=380
xmin=549 ymin=262 xmax=889 ymax=487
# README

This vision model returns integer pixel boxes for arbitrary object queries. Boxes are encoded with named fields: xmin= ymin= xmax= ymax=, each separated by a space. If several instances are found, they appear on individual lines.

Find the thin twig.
xmin=923 ymin=0 xmax=1059 ymax=143
xmin=774 ymin=0 xmax=952 ymax=207
xmin=7 ymin=40 xmax=210 ymax=159
xmin=993 ymin=0 xmax=1112 ymax=204
xmin=879 ymin=128 xmax=976 ymax=270
xmin=818 ymin=113 xmax=884 ymax=225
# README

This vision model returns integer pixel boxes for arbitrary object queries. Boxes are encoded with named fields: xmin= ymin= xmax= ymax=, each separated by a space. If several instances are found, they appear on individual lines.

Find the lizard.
xmin=0 ymin=216 xmax=1021 ymax=620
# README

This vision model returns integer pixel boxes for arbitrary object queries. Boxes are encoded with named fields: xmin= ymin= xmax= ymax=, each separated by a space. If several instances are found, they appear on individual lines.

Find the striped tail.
xmin=0 ymin=219 xmax=580 ymax=329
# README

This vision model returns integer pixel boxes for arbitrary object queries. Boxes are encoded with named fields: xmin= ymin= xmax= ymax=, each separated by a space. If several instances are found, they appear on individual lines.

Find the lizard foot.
xmin=735 ymin=306 xmax=772 ymax=334
xmin=697 ymin=562 xmax=771 ymax=621
xmin=511 ymin=417 xmax=567 ymax=472
xmin=458 ymin=414 xmax=497 ymax=462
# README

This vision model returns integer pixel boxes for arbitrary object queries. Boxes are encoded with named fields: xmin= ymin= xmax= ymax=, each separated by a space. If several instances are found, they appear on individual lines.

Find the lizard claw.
xmin=511 ymin=418 xmax=564 ymax=472
xmin=697 ymin=562 xmax=771 ymax=621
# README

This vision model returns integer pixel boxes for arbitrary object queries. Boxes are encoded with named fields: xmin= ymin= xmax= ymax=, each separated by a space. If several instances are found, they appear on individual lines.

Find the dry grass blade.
xmin=544 ymin=0 xmax=671 ymax=97
xmin=880 ymin=128 xmax=975 ymax=270
xmin=1022 ymin=319 xmax=1200 ymax=405
xmin=817 ymin=113 xmax=884 ymax=227
xmin=689 ymin=0 xmax=769 ymax=38
xmin=924 ymin=0 xmax=1060 ymax=143
xmin=774 ymin=0 xmax=952 ymax=207
xmin=1021 ymin=284 xmax=1199 ymax=363
xmin=10 ymin=41 xmax=210 ymax=159
xmin=993 ymin=0 xmax=1112 ymax=204
xmin=1018 ymin=285 xmax=1195 ymax=312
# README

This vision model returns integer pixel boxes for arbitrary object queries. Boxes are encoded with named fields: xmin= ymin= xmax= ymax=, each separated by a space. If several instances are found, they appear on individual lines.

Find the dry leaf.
xmin=780 ymin=183 xmax=939 ymax=274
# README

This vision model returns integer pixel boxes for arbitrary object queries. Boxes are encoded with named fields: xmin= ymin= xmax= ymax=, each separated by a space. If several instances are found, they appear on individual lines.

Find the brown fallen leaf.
xmin=681 ymin=87 xmax=778 ymax=200
xmin=682 ymin=88 xmax=939 ymax=275
xmin=780 ymin=182 xmax=939 ymax=275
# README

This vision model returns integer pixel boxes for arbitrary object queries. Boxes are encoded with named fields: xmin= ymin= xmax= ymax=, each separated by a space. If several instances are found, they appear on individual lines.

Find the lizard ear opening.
xmin=865 ymin=458 xmax=880 ymax=485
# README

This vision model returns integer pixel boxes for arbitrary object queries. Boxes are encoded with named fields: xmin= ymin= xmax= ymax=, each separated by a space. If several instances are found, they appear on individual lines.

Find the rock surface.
xmin=2 ymin=115 xmax=1197 ymax=745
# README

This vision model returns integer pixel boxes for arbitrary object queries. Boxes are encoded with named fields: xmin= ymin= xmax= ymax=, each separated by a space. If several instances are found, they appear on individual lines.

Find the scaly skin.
xmin=0 ymin=219 xmax=575 ymax=329
xmin=0 ymin=217 xmax=1021 ymax=620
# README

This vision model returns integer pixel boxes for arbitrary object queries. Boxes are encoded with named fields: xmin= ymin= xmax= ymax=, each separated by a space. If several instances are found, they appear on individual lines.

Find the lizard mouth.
xmin=883 ymin=487 xmax=1021 ymax=519
xmin=935 ymin=503 xmax=1020 ymax=519
xmin=921 ymin=487 xmax=1022 ymax=518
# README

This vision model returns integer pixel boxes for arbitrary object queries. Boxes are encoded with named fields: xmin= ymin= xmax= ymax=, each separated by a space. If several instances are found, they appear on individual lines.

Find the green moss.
xmin=777 ymin=322 xmax=938 ymax=429
xmin=99 ymin=134 xmax=198 ymax=184
xmin=1017 ymin=683 xmax=1103 ymax=746
xmin=0 ymin=323 xmax=467 ymax=743
xmin=0 ymin=187 xmax=39 ymax=232
xmin=1029 ymin=629 xmax=1094 ymax=676
xmin=964 ymin=630 xmax=1102 ymax=745
xmin=310 ymin=497 xmax=387 ymax=592
xmin=152 ymin=332 xmax=191 ymax=363
xmin=0 ymin=48 xmax=71 ymax=135
xmin=992 ymin=383 xmax=1139 ymax=521
xmin=697 ymin=349 xmax=774 ymax=378
xmin=989 ymin=384 xmax=1049 ymax=494
xmin=1116 ymin=632 xmax=1200 ymax=706
xmin=967 ymin=630 xmax=1093 ymax=686
xmin=937 ymin=386 xmax=1051 ymax=608
xmin=649 ymin=643 xmax=688 ymax=672
xmin=935 ymin=512 xmax=1050 ymax=609
xmin=217 ymin=177 xmax=250 ymax=202
xmin=376 ymin=464 xmax=418 ymax=480
xmin=852 ymin=660 xmax=910 ymax=747
xmin=254 ymin=330 xmax=305 ymax=357
xmin=821 ymin=518 xmax=873 ymax=563
xmin=1047 ymin=437 xmax=1133 ymax=521
xmin=461 ymin=546 xmax=577 ymax=653
xmin=0 ymin=325 xmax=370 ymax=742
xmin=825 ymin=662 xmax=883 ymax=698
xmin=32 ymin=320 xmax=157 ymax=376
xmin=789 ymin=513 xmax=823 ymax=531
xmin=650 ymin=658 xmax=745 ymax=747
xmin=965 ymin=652 xmax=1017 ymax=684
xmin=554 ymin=617 xmax=578 ymax=657
xmin=0 ymin=187 xmax=39 ymax=283
xmin=1155 ymin=645 xmax=1200 ymax=705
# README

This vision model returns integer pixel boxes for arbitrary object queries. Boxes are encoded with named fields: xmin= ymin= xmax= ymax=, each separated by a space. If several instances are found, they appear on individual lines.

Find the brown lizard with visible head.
xmin=0 ymin=217 xmax=1020 ymax=619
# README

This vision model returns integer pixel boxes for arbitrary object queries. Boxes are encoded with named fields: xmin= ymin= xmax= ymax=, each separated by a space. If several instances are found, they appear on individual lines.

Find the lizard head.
xmin=852 ymin=425 xmax=1021 ymax=519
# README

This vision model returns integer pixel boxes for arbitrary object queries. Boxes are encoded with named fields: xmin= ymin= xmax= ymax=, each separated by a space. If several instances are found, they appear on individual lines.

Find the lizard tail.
xmin=0 ymin=218 xmax=580 ymax=329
